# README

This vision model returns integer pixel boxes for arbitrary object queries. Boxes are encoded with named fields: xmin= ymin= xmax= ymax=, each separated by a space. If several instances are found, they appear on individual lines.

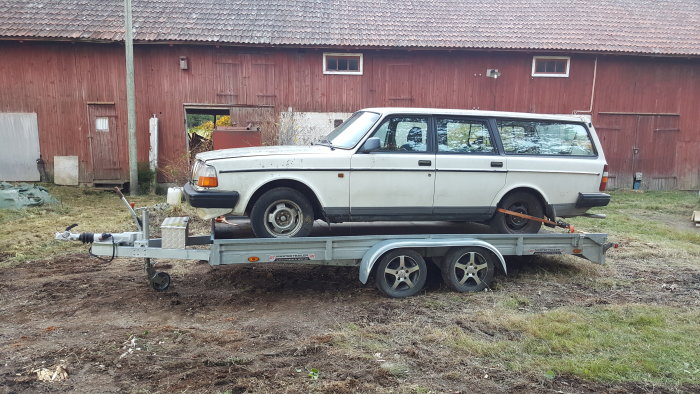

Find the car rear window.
xmin=496 ymin=120 xmax=596 ymax=156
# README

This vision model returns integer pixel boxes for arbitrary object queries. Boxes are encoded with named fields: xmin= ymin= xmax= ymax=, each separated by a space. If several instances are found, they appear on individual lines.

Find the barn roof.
xmin=1 ymin=0 xmax=698 ymax=57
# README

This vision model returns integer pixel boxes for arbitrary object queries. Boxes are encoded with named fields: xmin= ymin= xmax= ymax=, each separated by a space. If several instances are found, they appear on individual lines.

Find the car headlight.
xmin=193 ymin=160 xmax=219 ymax=188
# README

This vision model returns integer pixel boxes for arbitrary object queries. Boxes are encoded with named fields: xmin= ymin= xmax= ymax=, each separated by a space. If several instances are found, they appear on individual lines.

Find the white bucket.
xmin=166 ymin=187 xmax=183 ymax=206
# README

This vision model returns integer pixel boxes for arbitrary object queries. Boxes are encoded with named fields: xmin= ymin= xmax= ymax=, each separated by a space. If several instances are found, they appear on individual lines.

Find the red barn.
xmin=0 ymin=0 xmax=698 ymax=190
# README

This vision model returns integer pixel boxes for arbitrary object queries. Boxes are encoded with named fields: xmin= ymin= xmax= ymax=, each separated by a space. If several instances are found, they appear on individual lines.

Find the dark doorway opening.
xmin=185 ymin=107 xmax=231 ymax=155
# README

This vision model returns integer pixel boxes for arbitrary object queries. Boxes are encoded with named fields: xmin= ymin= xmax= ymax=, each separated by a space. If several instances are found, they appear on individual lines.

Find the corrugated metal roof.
xmin=1 ymin=0 xmax=698 ymax=56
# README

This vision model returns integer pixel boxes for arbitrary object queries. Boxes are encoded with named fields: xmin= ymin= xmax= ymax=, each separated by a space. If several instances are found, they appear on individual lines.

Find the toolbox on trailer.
xmin=160 ymin=216 xmax=189 ymax=249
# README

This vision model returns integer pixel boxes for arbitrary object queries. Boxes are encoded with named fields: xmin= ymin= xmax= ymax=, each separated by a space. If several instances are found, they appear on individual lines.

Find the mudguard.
xmin=359 ymin=238 xmax=507 ymax=284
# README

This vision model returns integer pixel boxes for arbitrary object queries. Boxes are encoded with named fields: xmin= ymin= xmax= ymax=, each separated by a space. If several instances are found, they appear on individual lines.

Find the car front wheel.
xmin=250 ymin=187 xmax=314 ymax=238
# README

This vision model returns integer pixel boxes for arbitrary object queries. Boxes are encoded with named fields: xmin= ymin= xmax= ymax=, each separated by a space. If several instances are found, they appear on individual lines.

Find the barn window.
xmin=323 ymin=53 xmax=363 ymax=75
xmin=531 ymin=56 xmax=570 ymax=77
xmin=95 ymin=117 xmax=109 ymax=132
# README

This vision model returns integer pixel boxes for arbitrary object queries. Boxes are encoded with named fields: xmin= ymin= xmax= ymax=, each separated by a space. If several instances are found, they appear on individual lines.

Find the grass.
xmin=445 ymin=305 xmax=700 ymax=385
xmin=0 ymin=185 xmax=165 ymax=267
xmin=569 ymin=190 xmax=700 ymax=255
xmin=330 ymin=302 xmax=700 ymax=387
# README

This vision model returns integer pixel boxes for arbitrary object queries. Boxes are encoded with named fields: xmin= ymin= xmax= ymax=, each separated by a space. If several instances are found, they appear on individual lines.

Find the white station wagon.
xmin=184 ymin=108 xmax=610 ymax=237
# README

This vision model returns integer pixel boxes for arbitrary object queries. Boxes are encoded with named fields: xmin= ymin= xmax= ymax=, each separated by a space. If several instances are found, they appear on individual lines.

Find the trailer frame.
xmin=59 ymin=208 xmax=614 ymax=297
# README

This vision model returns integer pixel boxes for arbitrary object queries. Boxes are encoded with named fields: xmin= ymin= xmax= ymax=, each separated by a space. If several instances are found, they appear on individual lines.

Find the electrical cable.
xmin=88 ymin=234 xmax=116 ymax=263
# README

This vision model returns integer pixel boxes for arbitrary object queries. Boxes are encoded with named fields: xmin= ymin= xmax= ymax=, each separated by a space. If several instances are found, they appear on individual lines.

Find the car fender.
xmin=489 ymin=183 xmax=551 ymax=212
xmin=359 ymin=238 xmax=507 ymax=284
xmin=244 ymin=172 xmax=335 ymax=212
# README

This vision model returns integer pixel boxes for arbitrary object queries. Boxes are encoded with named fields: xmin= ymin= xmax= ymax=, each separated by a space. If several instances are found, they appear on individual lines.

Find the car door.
xmin=349 ymin=115 xmax=435 ymax=220
xmin=432 ymin=116 xmax=506 ymax=221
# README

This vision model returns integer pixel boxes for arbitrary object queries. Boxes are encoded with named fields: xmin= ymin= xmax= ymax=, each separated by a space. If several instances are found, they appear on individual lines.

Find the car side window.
xmin=436 ymin=118 xmax=494 ymax=153
xmin=496 ymin=120 xmax=595 ymax=156
xmin=369 ymin=116 xmax=429 ymax=152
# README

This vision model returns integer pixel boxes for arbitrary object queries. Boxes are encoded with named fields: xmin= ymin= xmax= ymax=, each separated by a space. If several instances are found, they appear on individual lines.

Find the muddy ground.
xmin=1 ymin=220 xmax=699 ymax=393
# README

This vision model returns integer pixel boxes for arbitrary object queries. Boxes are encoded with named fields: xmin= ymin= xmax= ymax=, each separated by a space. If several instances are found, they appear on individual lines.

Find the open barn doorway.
xmin=184 ymin=106 xmax=231 ymax=156
xmin=184 ymin=105 xmax=273 ymax=156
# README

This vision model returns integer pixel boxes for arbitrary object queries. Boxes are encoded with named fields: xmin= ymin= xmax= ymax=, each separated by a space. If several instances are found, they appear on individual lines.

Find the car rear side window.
xmin=436 ymin=118 xmax=494 ymax=153
xmin=496 ymin=120 xmax=595 ymax=156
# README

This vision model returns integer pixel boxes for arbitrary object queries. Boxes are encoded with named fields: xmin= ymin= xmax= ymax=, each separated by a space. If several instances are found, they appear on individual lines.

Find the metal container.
xmin=160 ymin=217 xmax=189 ymax=249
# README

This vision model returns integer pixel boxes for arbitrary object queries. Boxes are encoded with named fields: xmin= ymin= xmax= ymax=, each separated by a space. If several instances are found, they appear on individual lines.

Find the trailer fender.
xmin=359 ymin=238 xmax=507 ymax=284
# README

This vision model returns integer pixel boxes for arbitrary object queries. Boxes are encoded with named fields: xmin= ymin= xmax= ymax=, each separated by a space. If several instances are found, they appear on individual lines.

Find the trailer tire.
xmin=374 ymin=249 xmax=428 ymax=298
xmin=441 ymin=247 xmax=495 ymax=292
xmin=250 ymin=187 xmax=314 ymax=238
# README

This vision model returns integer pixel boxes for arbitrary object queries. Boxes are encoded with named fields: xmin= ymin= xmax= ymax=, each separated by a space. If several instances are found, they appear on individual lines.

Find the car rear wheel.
xmin=250 ymin=187 xmax=314 ymax=238
xmin=490 ymin=191 xmax=544 ymax=234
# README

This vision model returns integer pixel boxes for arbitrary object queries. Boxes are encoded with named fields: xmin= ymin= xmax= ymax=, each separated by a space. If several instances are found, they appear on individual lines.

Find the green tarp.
xmin=0 ymin=182 xmax=57 ymax=209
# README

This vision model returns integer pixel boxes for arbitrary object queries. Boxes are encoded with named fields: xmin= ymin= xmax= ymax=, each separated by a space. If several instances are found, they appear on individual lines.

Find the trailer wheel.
xmin=250 ymin=187 xmax=314 ymax=238
xmin=441 ymin=247 xmax=495 ymax=292
xmin=150 ymin=272 xmax=171 ymax=292
xmin=374 ymin=249 xmax=428 ymax=298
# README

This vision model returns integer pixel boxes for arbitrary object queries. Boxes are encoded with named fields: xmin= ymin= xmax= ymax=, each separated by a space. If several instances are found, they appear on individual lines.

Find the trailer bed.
xmin=77 ymin=213 xmax=613 ymax=297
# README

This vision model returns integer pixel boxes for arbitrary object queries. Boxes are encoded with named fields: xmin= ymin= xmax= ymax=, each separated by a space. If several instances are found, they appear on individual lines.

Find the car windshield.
xmin=321 ymin=111 xmax=381 ymax=149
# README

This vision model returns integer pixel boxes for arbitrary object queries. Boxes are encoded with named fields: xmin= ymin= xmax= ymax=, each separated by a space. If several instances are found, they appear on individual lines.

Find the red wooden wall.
xmin=0 ymin=41 xmax=698 ymax=189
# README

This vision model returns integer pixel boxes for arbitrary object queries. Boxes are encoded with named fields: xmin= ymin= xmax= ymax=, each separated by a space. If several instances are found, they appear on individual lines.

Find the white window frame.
xmin=95 ymin=117 xmax=109 ymax=132
xmin=323 ymin=53 xmax=363 ymax=75
xmin=531 ymin=56 xmax=570 ymax=78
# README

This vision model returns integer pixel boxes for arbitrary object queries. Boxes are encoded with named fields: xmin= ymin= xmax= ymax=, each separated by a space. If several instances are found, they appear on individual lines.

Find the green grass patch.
xmin=0 ymin=185 xmax=164 ymax=267
xmin=569 ymin=190 xmax=700 ymax=255
xmin=446 ymin=305 xmax=700 ymax=385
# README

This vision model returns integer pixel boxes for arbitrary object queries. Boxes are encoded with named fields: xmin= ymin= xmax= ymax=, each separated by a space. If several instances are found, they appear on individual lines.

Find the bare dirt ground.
xmin=1 ymin=220 xmax=699 ymax=393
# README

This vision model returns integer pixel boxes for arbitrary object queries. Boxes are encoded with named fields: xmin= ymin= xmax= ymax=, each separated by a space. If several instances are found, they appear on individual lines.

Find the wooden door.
xmin=386 ymin=63 xmax=413 ymax=105
xmin=596 ymin=114 xmax=636 ymax=188
xmin=596 ymin=114 xmax=679 ymax=189
xmin=638 ymin=115 xmax=680 ymax=190
xmin=88 ymin=104 xmax=122 ymax=181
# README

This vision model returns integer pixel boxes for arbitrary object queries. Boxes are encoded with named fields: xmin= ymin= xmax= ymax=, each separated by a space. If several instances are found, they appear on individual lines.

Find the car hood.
xmin=196 ymin=145 xmax=335 ymax=161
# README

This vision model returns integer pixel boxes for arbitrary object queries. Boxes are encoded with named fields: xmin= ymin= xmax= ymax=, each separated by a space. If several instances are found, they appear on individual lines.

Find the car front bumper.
xmin=183 ymin=182 xmax=239 ymax=209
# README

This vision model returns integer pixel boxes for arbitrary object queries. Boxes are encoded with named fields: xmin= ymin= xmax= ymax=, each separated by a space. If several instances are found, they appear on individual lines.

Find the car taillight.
xmin=599 ymin=164 xmax=609 ymax=191
xmin=196 ymin=164 xmax=219 ymax=188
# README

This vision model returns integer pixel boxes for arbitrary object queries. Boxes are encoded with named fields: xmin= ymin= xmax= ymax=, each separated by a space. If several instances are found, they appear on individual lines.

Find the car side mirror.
xmin=359 ymin=137 xmax=381 ymax=153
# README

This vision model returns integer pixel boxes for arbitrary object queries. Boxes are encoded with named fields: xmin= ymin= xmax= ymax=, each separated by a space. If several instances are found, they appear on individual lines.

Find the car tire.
xmin=490 ymin=191 xmax=544 ymax=234
xmin=250 ymin=187 xmax=314 ymax=238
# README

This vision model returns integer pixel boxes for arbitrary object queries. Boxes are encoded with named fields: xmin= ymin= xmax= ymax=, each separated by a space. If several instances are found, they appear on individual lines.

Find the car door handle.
xmin=491 ymin=161 xmax=503 ymax=168
xmin=418 ymin=160 xmax=432 ymax=166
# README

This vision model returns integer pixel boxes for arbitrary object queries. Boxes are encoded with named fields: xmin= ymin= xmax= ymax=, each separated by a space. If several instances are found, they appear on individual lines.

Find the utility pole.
xmin=124 ymin=0 xmax=138 ymax=195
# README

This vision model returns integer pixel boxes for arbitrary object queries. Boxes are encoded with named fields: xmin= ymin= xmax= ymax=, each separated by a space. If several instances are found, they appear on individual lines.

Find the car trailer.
xmin=54 ymin=190 xmax=615 ymax=298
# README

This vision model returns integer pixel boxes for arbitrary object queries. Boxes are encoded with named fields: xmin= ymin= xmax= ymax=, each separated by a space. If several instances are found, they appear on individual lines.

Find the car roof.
xmin=360 ymin=107 xmax=591 ymax=123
